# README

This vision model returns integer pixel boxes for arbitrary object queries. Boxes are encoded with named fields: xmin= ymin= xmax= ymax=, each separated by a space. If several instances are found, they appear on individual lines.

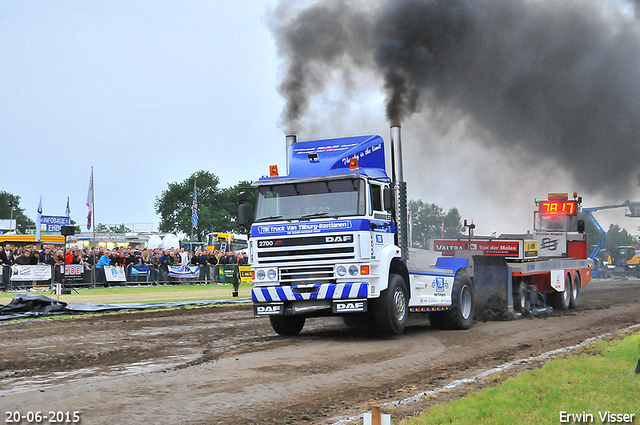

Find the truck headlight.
xmin=336 ymin=265 xmax=347 ymax=277
xmin=267 ymin=269 xmax=277 ymax=280
xmin=256 ymin=269 xmax=266 ymax=280
xmin=348 ymin=265 xmax=358 ymax=276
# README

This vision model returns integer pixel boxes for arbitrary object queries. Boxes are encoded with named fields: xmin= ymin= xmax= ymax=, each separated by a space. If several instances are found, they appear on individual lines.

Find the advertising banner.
xmin=10 ymin=265 xmax=52 ymax=281
xmin=239 ymin=265 xmax=253 ymax=283
xmin=104 ymin=265 xmax=126 ymax=282
xmin=40 ymin=216 xmax=71 ymax=233
xmin=168 ymin=265 xmax=199 ymax=278
xmin=63 ymin=264 xmax=84 ymax=283
xmin=431 ymin=239 xmax=522 ymax=257
xmin=534 ymin=232 xmax=567 ymax=257
xmin=129 ymin=265 xmax=150 ymax=277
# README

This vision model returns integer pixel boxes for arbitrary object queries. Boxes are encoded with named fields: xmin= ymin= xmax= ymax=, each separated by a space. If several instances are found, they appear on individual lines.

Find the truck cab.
xmin=247 ymin=134 xmax=413 ymax=335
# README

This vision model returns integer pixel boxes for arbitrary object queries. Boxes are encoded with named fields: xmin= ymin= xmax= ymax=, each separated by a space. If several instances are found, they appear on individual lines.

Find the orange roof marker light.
xmin=349 ymin=157 xmax=359 ymax=170
xmin=269 ymin=165 xmax=279 ymax=177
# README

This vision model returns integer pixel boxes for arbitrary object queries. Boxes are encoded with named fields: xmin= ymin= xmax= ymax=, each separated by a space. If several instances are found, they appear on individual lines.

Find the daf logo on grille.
xmin=325 ymin=235 xmax=352 ymax=243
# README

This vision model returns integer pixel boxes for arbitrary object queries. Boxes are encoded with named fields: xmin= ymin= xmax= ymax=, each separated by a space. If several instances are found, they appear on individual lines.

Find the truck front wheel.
xmin=429 ymin=271 xmax=474 ymax=330
xmin=270 ymin=315 xmax=305 ymax=336
xmin=373 ymin=274 xmax=408 ymax=334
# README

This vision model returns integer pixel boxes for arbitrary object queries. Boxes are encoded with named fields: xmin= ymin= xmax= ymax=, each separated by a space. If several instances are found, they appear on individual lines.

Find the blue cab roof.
xmin=259 ymin=134 xmax=388 ymax=182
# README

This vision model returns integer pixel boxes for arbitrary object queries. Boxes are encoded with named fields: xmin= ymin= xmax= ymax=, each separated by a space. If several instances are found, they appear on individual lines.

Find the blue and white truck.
xmin=238 ymin=127 xmax=591 ymax=335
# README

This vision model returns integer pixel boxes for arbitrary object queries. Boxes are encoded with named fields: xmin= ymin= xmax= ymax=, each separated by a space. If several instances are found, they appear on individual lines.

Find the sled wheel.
xmin=569 ymin=272 xmax=580 ymax=309
xmin=549 ymin=274 xmax=571 ymax=310
xmin=513 ymin=280 xmax=527 ymax=312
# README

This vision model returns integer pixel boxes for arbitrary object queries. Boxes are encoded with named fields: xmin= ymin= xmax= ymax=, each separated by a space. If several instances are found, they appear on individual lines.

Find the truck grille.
xmin=254 ymin=233 xmax=356 ymax=285
xmin=279 ymin=265 xmax=335 ymax=285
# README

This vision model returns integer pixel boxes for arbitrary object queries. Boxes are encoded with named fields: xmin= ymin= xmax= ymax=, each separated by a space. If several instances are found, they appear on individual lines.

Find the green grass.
xmin=400 ymin=331 xmax=640 ymax=425
xmin=0 ymin=282 xmax=253 ymax=304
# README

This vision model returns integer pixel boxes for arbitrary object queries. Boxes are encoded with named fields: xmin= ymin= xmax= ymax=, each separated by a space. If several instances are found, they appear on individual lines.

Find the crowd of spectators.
xmin=0 ymin=243 xmax=249 ymax=287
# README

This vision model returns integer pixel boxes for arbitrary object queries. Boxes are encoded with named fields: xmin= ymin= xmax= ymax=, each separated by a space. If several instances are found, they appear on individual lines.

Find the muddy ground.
xmin=1 ymin=279 xmax=640 ymax=424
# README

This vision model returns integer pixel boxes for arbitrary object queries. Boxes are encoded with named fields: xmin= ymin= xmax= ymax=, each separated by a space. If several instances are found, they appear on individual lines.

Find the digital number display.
xmin=539 ymin=200 xmax=577 ymax=216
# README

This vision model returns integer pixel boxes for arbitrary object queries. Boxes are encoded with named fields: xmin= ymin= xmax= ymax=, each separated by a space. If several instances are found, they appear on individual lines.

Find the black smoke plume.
xmin=271 ymin=0 xmax=640 ymax=196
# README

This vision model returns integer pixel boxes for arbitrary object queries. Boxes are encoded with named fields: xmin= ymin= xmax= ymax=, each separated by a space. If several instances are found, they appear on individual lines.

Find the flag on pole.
xmin=191 ymin=182 xmax=198 ymax=228
xmin=65 ymin=197 xmax=70 ymax=218
xmin=86 ymin=168 xmax=94 ymax=230
xmin=36 ymin=196 xmax=43 ymax=242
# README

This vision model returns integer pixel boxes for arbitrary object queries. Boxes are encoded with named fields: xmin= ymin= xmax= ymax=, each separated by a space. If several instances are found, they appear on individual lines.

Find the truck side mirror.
xmin=238 ymin=203 xmax=248 ymax=228
xmin=383 ymin=187 xmax=395 ymax=212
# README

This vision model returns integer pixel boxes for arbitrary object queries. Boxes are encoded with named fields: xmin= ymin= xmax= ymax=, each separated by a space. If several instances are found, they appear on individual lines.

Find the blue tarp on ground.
xmin=0 ymin=293 xmax=251 ymax=321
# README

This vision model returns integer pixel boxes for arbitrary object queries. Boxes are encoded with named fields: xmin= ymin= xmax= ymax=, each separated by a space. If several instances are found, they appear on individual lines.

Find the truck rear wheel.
xmin=549 ymin=274 xmax=571 ymax=310
xmin=373 ymin=274 xmax=408 ymax=334
xmin=269 ymin=315 xmax=305 ymax=336
xmin=429 ymin=271 xmax=474 ymax=330
xmin=570 ymin=273 xmax=580 ymax=309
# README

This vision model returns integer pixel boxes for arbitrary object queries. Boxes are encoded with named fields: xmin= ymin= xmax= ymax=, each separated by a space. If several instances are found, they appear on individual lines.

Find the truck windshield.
xmin=255 ymin=178 xmax=366 ymax=221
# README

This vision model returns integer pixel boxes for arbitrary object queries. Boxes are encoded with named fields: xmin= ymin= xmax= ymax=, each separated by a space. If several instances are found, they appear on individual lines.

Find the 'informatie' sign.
xmin=40 ymin=216 xmax=71 ymax=233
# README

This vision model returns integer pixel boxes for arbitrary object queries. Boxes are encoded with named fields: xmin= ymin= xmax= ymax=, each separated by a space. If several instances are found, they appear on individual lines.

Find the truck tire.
xmin=512 ymin=280 xmax=527 ymax=312
xmin=373 ymin=274 xmax=408 ymax=334
xmin=429 ymin=271 xmax=474 ymax=330
xmin=570 ymin=273 xmax=580 ymax=309
xmin=549 ymin=274 xmax=571 ymax=310
xmin=269 ymin=315 xmax=305 ymax=336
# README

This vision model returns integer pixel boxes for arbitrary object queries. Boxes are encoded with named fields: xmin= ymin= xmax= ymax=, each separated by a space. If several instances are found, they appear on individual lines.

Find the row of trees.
xmin=0 ymin=191 xmax=35 ymax=233
xmin=154 ymin=170 xmax=256 ymax=242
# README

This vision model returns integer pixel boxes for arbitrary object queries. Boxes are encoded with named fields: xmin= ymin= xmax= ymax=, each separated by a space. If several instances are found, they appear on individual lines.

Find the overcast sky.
xmin=2 ymin=0 xmax=640 ymax=237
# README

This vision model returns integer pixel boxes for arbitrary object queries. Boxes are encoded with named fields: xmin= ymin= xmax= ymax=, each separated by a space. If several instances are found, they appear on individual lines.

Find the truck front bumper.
xmin=251 ymin=282 xmax=369 ymax=302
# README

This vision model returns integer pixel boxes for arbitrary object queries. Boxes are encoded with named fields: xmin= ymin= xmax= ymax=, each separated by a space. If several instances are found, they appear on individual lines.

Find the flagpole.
xmin=87 ymin=166 xmax=96 ymax=286
xmin=92 ymin=168 xmax=96 ymax=286
xmin=191 ymin=179 xmax=196 ymax=251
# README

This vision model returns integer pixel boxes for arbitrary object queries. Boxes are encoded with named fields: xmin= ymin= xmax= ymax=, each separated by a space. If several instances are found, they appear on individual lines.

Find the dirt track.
xmin=2 ymin=279 xmax=640 ymax=424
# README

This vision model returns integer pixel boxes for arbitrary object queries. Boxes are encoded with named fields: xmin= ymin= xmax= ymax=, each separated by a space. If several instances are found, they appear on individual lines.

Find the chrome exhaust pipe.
xmin=285 ymin=134 xmax=297 ymax=175
xmin=390 ymin=125 xmax=409 ymax=261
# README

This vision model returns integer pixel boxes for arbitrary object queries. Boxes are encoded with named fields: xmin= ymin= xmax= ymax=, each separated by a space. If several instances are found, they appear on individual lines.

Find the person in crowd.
xmin=110 ymin=248 xmax=124 ymax=266
xmin=178 ymin=248 xmax=189 ymax=266
xmin=218 ymin=250 xmax=228 ymax=265
xmin=1 ymin=244 xmax=15 ymax=267
xmin=29 ymin=247 xmax=39 ymax=265
xmin=39 ymin=246 xmax=53 ymax=265
xmin=15 ymin=248 xmax=31 ymax=265
xmin=159 ymin=249 xmax=171 ymax=283
xmin=141 ymin=248 xmax=150 ymax=264
xmin=148 ymin=249 xmax=161 ymax=283
xmin=53 ymin=250 xmax=65 ymax=266
xmin=238 ymin=251 xmax=249 ymax=266
xmin=95 ymin=250 xmax=111 ymax=282
xmin=72 ymin=248 xmax=83 ymax=265
xmin=64 ymin=248 xmax=74 ymax=265
xmin=190 ymin=250 xmax=200 ymax=266
xmin=206 ymin=250 xmax=219 ymax=283
xmin=124 ymin=248 xmax=138 ymax=267
xmin=227 ymin=251 xmax=237 ymax=266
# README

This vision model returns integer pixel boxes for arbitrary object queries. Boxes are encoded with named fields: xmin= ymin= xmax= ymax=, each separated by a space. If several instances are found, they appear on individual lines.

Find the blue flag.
xmin=191 ymin=183 xmax=198 ymax=228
